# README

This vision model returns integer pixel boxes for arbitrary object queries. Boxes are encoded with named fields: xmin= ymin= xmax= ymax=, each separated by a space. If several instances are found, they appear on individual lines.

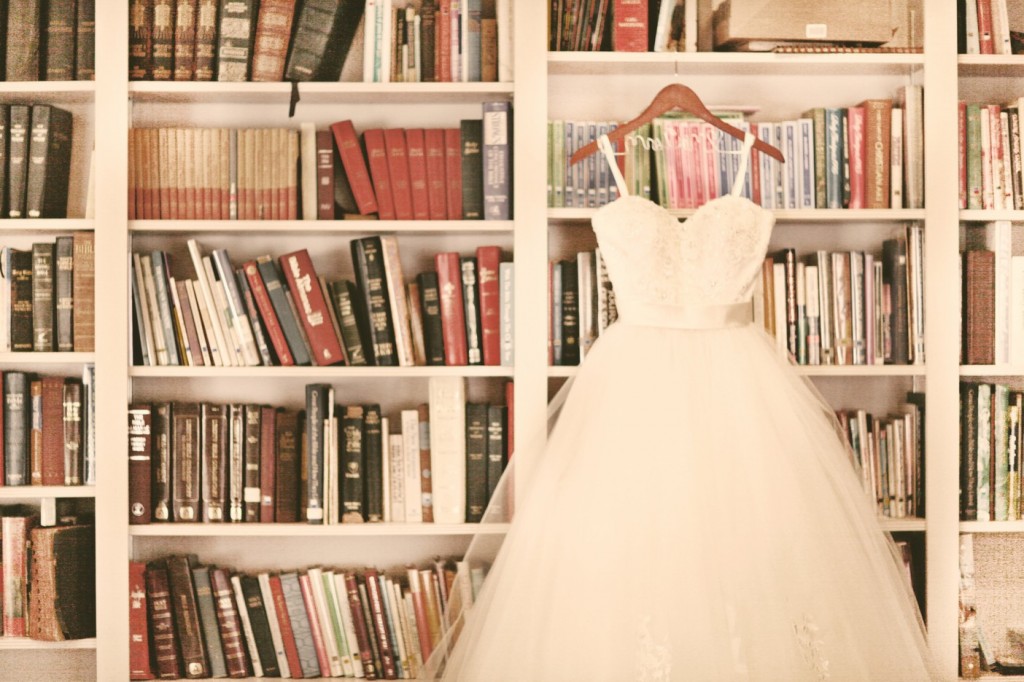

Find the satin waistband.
xmin=618 ymin=301 xmax=753 ymax=329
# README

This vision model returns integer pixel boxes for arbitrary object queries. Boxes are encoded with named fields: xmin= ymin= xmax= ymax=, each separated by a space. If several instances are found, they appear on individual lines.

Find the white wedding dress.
xmin=432 ymin=134 xmax=940 ymax=680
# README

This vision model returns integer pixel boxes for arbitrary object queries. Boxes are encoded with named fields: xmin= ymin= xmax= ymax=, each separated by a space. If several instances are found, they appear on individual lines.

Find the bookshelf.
xmin=2 ymin=4 xmax=994 ymax=680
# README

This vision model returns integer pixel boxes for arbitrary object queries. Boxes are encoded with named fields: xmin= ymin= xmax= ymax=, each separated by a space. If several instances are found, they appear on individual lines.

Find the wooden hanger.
xmin=569 ymin=83 xmax=785 ymax=165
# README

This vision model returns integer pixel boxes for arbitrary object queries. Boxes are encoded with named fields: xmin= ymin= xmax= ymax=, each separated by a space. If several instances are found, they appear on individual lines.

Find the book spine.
xmin=460 ymin=119 xmax=484 ymax=219
xmin=146 ymin=562 xmax=183 ymax=678
xmin=279 ymin=249 xmax=346 ymax=366
xmin=210 ymin=567 xmax=250 ymax=677
xmin=199 ymin=402 xmax=227 ymax=522
xmin=305 ymin=384 xmax=329 ymax=523
xmin=428 ymin=376 xmax=466 ymax=524
xmin=7 ymin=106 xmax=31 ymax=218
xmin=435 ymin=252 xmax=468 ymax=366
xmin=350 ymin=237 xmax=398 ymax=366
xmin=340 ymin=404 xmax=365 ymax=521
xmin=384 ymin=128 xmax=414 ymax=219
xmin=250 ymin=0 xmax=298 ymax=82
xmin=239 ymin=574 xmax=281 ymax=676
xmin=330 ymin=120 xmax=380 ymax=216
xmin=5 ymin=0 xmax=42 ymax=80
xmin=482 ymin=101 xmax=512 ymax=219
xmin=280 ymin=572 xmax=322 ymax=676
xmin=380 ymin=235 xmax=416 ymax=366
xmin=166 ymin=555 xmax=209 ymax=678
xmin=173 ymin=0 xmax=198 ymax=80
xmin=151 ymin=402 xmax=173 ymax=521
xmin=256 ymin=255 xmax=312 ymax=366
xmin=54 ymin=236 xmax=74 ymax=352
xmin=862 ymin=99 xmax=893 ymax=208
xmin=363 ymin=569 xmax=398 ymax=678
xmin=243 ymin=403 xmax=262 ymax=521
xmin=129 ymin=561 xmax=156 ymax=679
xmin=193 ymin=0 xmax=218 ymax=80
xmin=192 ymin=566 xmax=228 ymax=678
xmin=172 ymin=402 xmax=201 ymax=521
xmin=274 ymin=409 xmax=300 ymax=523
xmin=486 ymin=402 xmax=507 ymax=505
xmin=363 ymin=404 xmax=384 ymax=522
xmin=461 ymin=256 xmax=483 ymax=365
xmin=328 ymin=280 xmax=371 ymax=366
xmin=129 ymin=0 xmax=154 ymax=79
xmin=31 ymin=242 xmax=55 ymax=352
xmin=315 ymin=129 xmax=335 ymax=219
xmin=227 ymin=403 xmax=245 ymax=522
xmin=476 ymin=245 xmax=502 ymax=365
xmin=465 ymin=401 xmax=488 ymax=522
xmin=216 ymin=0 xmax=257 ymax=81
xmin=259 ymin=405 xmax=277 ymax=522
xmin=416 ymin=271 xmax=446 ymax=365
xmin=444 ymin=127 xmax=463 ymax=218
xmin=0 ymin=107 xmax=8 ymax=219
xmin=405 ymin=128 xmax=431 ymax=219
xmin=129 ymin=405 xmax=154 ymax=523
xmin=363 ymin=128 xmax=396 ymax=219
xmin=44 ymin=0 xmax=77 ymax=81
xmin=61 ymin=379 xmax=82 ymax=485
xmin=72 ymin=232 xmax=96 ymax=352
xmin=268 ymin=574 xmax=303 ymax=676
xmin=150 ymin=0 xmax=175 ymax=80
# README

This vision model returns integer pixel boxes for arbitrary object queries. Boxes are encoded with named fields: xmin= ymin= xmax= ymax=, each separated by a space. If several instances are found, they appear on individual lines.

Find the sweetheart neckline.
xmin=592 ymin=193 xmax=769 ymax=224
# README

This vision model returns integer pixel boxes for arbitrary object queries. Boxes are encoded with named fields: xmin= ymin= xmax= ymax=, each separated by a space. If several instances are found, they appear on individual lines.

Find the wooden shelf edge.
xmin=130 ymin=522 xmax=511 ymax=537
xmin=0 ymin=636 xmax=96 ymax=650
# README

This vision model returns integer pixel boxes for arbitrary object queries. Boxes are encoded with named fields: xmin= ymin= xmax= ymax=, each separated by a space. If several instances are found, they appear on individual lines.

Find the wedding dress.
xmin=432 ymin=133 xmax=940 ymax=680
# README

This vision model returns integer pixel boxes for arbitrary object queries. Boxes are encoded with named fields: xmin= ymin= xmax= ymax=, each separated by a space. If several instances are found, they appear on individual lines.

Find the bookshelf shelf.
xmin=129 ymin=219 xmax=514 ymax=235
xmin=0 ymin=219 xmax=95 ymax=232
xmin=128 ymin=80 xmax=515 ymax=105
xmin=0 ymin=81 xmax=95 ymax=104
xmin=880 ymin=518 xmax=927 ymax=532
xmin=961 ymin=210 xmax=1024 ymax=221
xmin=960 ymin=521 xmax=1024 ymax=533
xmin=0 ymin=354 xmax=95 ymax=373
xmin=128 ymin=365 xmax=515 ymax=379
xmin=0 ymin=486 xmax=96 ymax=500
xmin=548 ymin=208 xmax=926 ymax=223
xmin=549 ymin=365 xmax=925 ymax=378
xmin=0 ymin=637 xmax=97 ymax=651
xmin=960 ymin=366 xmax=1024 ymax=377
xmin=129 ymin=523 xmax=511 ymax=538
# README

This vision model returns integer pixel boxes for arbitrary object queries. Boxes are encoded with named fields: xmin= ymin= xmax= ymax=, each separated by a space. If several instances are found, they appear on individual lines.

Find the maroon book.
xmin=363 ymin=128 xmax=396 ymax=220
xmin=405 ymin=128 xmax=431 ymax=220
xmin=315 ymin=129 xmax=335 ymax=220
xmin=41 ymin=376 xmax=65 ymax=486
xmin=259 ymin=405 xmax=277 ymax=522
xmin=423 ymin=128 xmax=448 ymax=219
xmin=242 ymin=260 xmax=295 ymax=366
xmin=444 ymin=128 xmax=463 ymax=220
xmin=210 ymin=567 xmax=250 ymax=678
xmin=343 ymin=572 xmax=377 ymax=678
xmin=274 ymin=408 xmax=300 ymax=522
xmin=383 ymin=128 xmax=414 ymax=220
xmin=129 ymin=561 xmax=156 ymax=679
xmin=475 ymin=245 xmax=502 ymax=366
xmin=278 ymin=249 xmax=345 ymax=366
xmin=128 ymin=403 xmax=154 ymax=524
xmin=329 ymin=120 xmax=378 ymax=215
xmin=363 ymin=568 xmax=397 ymax=678
xmin=435 ymin=252 xmax=468 ymax=365
xmin=145 ymin=561 xmax=183 ymax=679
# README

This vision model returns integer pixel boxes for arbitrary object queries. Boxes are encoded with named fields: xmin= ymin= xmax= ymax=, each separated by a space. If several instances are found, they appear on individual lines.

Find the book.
xmin=210 ymin=566 xmax=250 ymax=677
xmin=129 ymin=404 xmax=154 ymax=524
xmin=44 ymin=0 xmax=77 ymax=81
xmin=200 ymin=402 xmax=227 ymax=522
xmin=859 ymin=99 xmax=893 ymax=208
xmin=25 ymin=105 xmax=73 ymax=218
xmin=216 ymin=0 xmax=257 ymax=81
xmin=384 ymin=128 xmax=414 ymax=220
xmin=460 ymin=256 xmax=483 ymax=365
xmin=267 ymin=574 xmax=302 ymax=676
xmin=330 ymin=120 xmax=379 ymax=216
xmin=146 ymin=561 xmax=183 ymax=678
xmin=4 ymin=372 xmax=30 ymax=485
xmin=435 ymin=252 xmax=468 ymax=366
xmin=284 ymin=0 xmax=365 ymax=81
xmin=364 ymin=404 xmax=384 ymax=522
xmin=405 ymin=128 xmax=431 ymax=219
xmin=150 ymin=402 xmax=173 ymax=522
xmin=255 ymin=255 xmax=313 ymax=366
xmin=363 ymin=128 xmax=396 ymax=220
xmin=72 ymin=231 xmax=96 ymax=352
xmin=444 ymin=127 xmax=463 ymax=219
xmin=963 ymin=250 xmax=996 ymax=366
xmin=280 ymin=571 xmax=321 ymax=676
xmin=54 ymin=235 xmax=74 ymax=352
xmin=2 ymin=513 xmax=35 ymax=635
xmin=172 ymin=402 xmax=201 ymax=521
xmin=416 ymin=271 xmax=446 ymax=365
xmin=279 ymin=249 xmax=345 ymax=366
xmin=465 ymin=402 xmax=488 ymax=522
xmin=129 ymin=561 xmax=155 ymax=679
xmin=340 ymin=404 xmax=365 ymax=522
xmin=460 ymin=118 xmax=484 ymax=219
xmin=191 ymin=565 xmax=228 ymax=678
xmin=6 ymin=106 xmax=31 ymax=218
xmin=305 ymin=383 xmax=331 ymax=523
xmin=226 ymin=404 xmax=245 ymax=522
xmin=166 ymin=555 xmax=209 ymax=678
xmin=173 ymin=0 xmax=198 ymax=80
xmin=350 ymin=236 xmax=398 ymax=366
xmin=239 ymin=573 xmax=282 ymax=676
xmin=193 ymin=0 xmax=217 ymax=80
xmin=482 ymin=101 xmax=512 ymax=219
xmin=612 ymin=0 xmax=647 ymax=51
xmin=327 ymin=279 xmax=371 ymax=366
xmin=249 ymin=0 xmax=298 ymax=81
xmin=5 ymin=0 xmax=42 ymax=80
xmin=31 ymin=242 xmax=55 ymax=352
xmin=429 ymin=376 xmax=466 ymax=524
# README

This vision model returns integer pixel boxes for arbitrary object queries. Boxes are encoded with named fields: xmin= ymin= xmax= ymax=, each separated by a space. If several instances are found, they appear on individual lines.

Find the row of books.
xmin=132 ymin=239 xmax=512 ymax=369
xmin=756 ymin=229 xmax=925 ymax=367
xmin=960 ymin=382 xmax=1024 ymax=522
xmin=128 ymin=0 xmax=511 ymax=84
xmin=1 ymin=368 xmax=96 ymax=488
xmin=959 ymin=101 xmax=1024 ymax=211
xmin=548 ymin=250 xmax=617 ymax=366
xmin=0 ymin=104 xmax=75 ymax=219
xmin=130 ymin=554 xmax=475 ymax=680
xmin=961 ymin=222 xmax=1024 ymax=366
xmin=129 ymin=378 xmax=513 ymax=525
xmin=0 ymin=235 xmax=96 ymax=354
xmin=548 ymin=86 xmax=925 ymax=211
xmin=2 ymin=0 xmax=94 ymax=81
xmin=128 ymin=105 xmax=512 ymax=222
xmin=838 ymin=394 xmax=925 ymax=520
xmin=1 ymin=510 xmax=94 ymax=640
xmin=549 ymin=0 xmax=696 ymax=53
xmin=960 ymin=0 xmax=1019 ymax=55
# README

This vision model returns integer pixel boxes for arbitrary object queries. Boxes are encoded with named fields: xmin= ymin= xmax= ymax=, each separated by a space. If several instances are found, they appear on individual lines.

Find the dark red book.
xmin=423 ymin=128 xmax=448 ymax=219
xmin=242 ymin=259 xmax=295 ymax=366
xmin=278 ymin=249 xmax=346 ymax=366
xmin=298 ymin=572 xmax=332 ymax=676
xmin=145 ymin=561 xmax=183 ymax=679
xmin=259 ymin=405 xmax=277 ymax=522
xmin=316 ymin=129 xmax=335 ymax=219
xmin=383 ymin=128 xmax=414 ymax=220
xmin=166 ymin=555 xmax=208 ymax=678
xmin=363 ymin=568 xmax=397 ymax=678
xmin=210 ymin=567 xmax=250 ymax=678
xmin=435 ymin=252 xmax=468 ymax=365
xmin=612 ymin=0 xmax=648 ymax=51
xmin=476 ymin=245 xmax=502 ymax=366
xmin=444 ymin=128 xmax=463 ymax=219
xmin=268 ymin=574 xmax=303 ymax=677
xmin=129 ymin=561 xmax=156 ymax=680
xmin=343 ymin=572 xmax=377 ymax=678
xmin=250 ymin=0 xmax=298 ymax=81
xmin=128 ymin=403 xmax=153 ymax=524
xmin=329 ymin=120 xmax=379 ymax=215
xmin=274 ymin=409 xmax=301 ymax=523
xmin=405 ymin=128 xmax=431 ymax=220
xmin=363 ymin=128 xmax=396 ymax=220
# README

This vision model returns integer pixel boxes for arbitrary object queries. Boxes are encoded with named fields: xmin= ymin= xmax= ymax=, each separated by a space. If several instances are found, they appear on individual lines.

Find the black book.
xmin=0 ymin=105 xmax=8 ymax=218
xmin=26 ymin=105 xmax=74 ymax=218
xmin=10 ymin=248 xmax=34 ymax=352
xmin=465 ymin=402 xmax=488 ymax=522
xmin=151 ymin=0 xmax=176 ymax=80
xmin=4 ymin=371 xmax=31 ymax=485
xmin=200 ymin=402 xmax=228 ymax=522
xmin=216 ymin=0 xmax=257 ymax=81
xmin=460 ymin=119 xmax=484 ymax=219
xmin=559 ymin=258 xmax=580 ymax=365
xmin=5 ymin=0 xmax=42 ymax=81
xmin=486 ymin=404 xmax=507 ymax=505
xmin=129 ymin=0 xmax=154 ymax=79
xmin=128 ymin=404 xmax=153 ymax=524
xmin=31 ymin=242 xmax=55 ymax=352
xmin=416 ymin=271 xmax=446 ymax=365
xmin=238 ymin=574 xmax=280 ymax=676
xmin=256 ymin=255 xmax=313 ymax=366
xmin=327 ymin=279 xmax=371 ymax=367
xmin=75 ymin=0 xmax=95 ymax=80
xmin=55 ymin=236 xmax=74 ymax=352
xmin=305 ymin=383 xmax=331 ymax=524
xmin=906 ymin=390 xmax=926 ymax=518
xmin=341 ymin=404 xmax=365 ymax=522
xmin=350 ymin=236 xmax=398 ymax=366
xmin=420 ymin=0 xmax=437 ymax=82
xmin=44 ymin=0 xmax=77 ymax=81
xmin=243 ymin=403 xmax=262 ymax=522
xmin=883 ymin=237 xmax=909 ymax=365
xmin=960 ymin=383 xmax=977 ymax=520
xmin=0 ymin=1 xmax=6 ymax=77
xmin=284 ymin=0 xmax=365 ymax=81
xmin=151 ymin=401 xmax=173 ymax=521
xmin=363 ymin=403 xmax=383 ymax=522
xmin=460 ymin=256 xmax=483 ymax=366
xmin=7 ymin=105 xmax=31 ymax=218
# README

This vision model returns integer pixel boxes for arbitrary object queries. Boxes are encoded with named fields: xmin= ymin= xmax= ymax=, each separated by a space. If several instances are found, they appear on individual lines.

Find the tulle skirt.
xmin=432 ymin=321 xmax=941 ymax=681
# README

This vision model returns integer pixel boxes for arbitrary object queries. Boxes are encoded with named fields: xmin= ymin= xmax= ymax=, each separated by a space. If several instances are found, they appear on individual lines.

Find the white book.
xmin=805 ymin=264 xmax=820 ymax=366
xmin=429 ymin=376 xmax=467 ymax=524
xmin=184 ymin=279 xmax=212 ymax=365
xmin=380 ymin=235 xmax=416 ymax=366
xmin=388 ymin=432 xmax=406 ymax=523
xmin=795 ymin=262 xmax=806 ymax=362
xmin=815 ymin=251 xmax=833 ymax=365
xmin=256 ymin=573 xmax=291 ymax=677
xmin=322 ymin=570 xmax=356 ymax=676
xmin=166 ymin=276 xmax=193 ymax=365
xmin=381 ymin=415 xmax=391 ymax=522
xmin=772 ymin=262 xmax=787 ymax=356
xmin=862 ymin=254 xmax=875 ymax=365
xmin=402 ymin=409 xmax=423 ymax=522
xmin=849 ymin=251 xmax=865 ymax=365
xmin=230 ymin=574 xmax=263 ymax=676
xmin=965 ymin=0 xmax=980 ymax=53
xmin=890 ymin=107 xmax=904 ymax=209
xmin=873 ymin=260 xmax=885 ymax=366
xmin=307 ymin=567 xmax=344 ymax=676
xmin=782 ymin=121 xmax=797 ymax=209
xmin=387 ymin=577 xmax=411 ymax=677
xmin=139 ymin=254 xmax=169 ymax=365
xmin=653 ymin=0 xmax=678 ymax=51
xmin=190 ymin=275 xmax=223 ymax=366
xmin=204 ymin=256 xmax=243 ymax=366
xmin=499 ymin=261 xmax=514 ymax=365
xmin=907 ymin=225 xmax=926 ymax=364
xmin=900 ymin=85 xmax=924 ymax=209
xmin=300 ymin=122 xmax=317 ymax=220
xmin=187 ymin=239 xmax=234 ymax=366
xmin=210 ymin=248 xmax=260 ymax=365
xmin=577 ymin=251 xmax=596 ymax=359
xmin=131 ymin=253 xmax=157 ymax=365
xmin=994 ymin=0 xmax=1013 ymax=54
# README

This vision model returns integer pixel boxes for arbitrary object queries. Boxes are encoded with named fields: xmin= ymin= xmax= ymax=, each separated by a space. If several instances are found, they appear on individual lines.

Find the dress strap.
xmin=598 ymin=134 xmax=629 ymax=198
xmin=729 ymin=131 xmax=757 ymax=197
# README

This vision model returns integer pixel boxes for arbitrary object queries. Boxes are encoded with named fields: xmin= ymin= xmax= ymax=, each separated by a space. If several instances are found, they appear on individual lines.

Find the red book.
xmin=444 ymin=128 xmax=463 ymax=220
xmin=343 ymin=572 xmax=377 ymax=678
xmin=384 ymin=128 xmax=414 ymax=220
xmin=978 ymin=0 xmax=995 ymax=54
xmin=612 ymin=0 xmax=647 ymax=52
xmin=846 ymin=106 xmax=866 ymax=209
xmin=423 ymin=128 xmax=448 ymax=219
xmin=298 ymin=573 xmax=332 ymax=677
xmin=405 ymin=128 xmax=431 ymax=220
xmin=242 ymin=260 xmax=295 ymax=366
xmin=268 ymin=574 xmax=303 ymax=677
xmin=210 ymin=567 xmax=250 ymax=678
xmin=363 ymin=568 xmax=398 ymax=678
xmin=146 ymin=562 xmax=183 ymax=679
xmin=363 ymin=128 xmax=396 ymax=220
xmin=259 ymin=405 xmax=277 ymax=522
xmin=129 ymin=561 xmax=156 ymax=679
xmin=434 ymin=252 xmax=468 ymax=365
xmin=476 ymin=245 xmax=502 ymax=365
xmin=329 ymin=120 xmax=379 ymax=215
xmin=406 ymin=568 xmax=433 ymax=662
xmin=278 ymin=249 xmax=345 ymax=366
xmin=41 ymin=376 xmax=64 ymax=486
xmin=315 ymin=130 xmax=335 ymax=220
xmin=2 ymin=515 xmax=34 ymax=636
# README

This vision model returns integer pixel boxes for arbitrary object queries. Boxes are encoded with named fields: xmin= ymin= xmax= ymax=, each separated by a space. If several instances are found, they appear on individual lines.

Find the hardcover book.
xmin=129 ymin=404 xmax=154 ymax=524
xmin=350 ymin=236 xmax=398 ymax=366
xmin=274 ymin=408 xmax=301 ymax=523
xmin=340 ymin=404 xmax=365 ymax=522
xmin=330 ymin=120 xmax=379 ymax=216
xmin=172 ymin=401 xmax=201 ymax=521
xmin=145 ymin=561 xmax=183 ymax=678
xmin=210 ymin=566 xmax=251 ymax=677
xmin=482 ymin=101 xmax=512 ymax=219
xmin=284 ymin=0 xmax=364 ymax=81
xmin=5 ymin=0 xmax=42 ymax=80
xmin=279 ymin=249 xmax=346 ymax=366
xmin=44 ymin=0 xmax=77 ymax=81
xmin=6 ymin=106 xmax=31 ymax=218
xmin=250 ymin=0 xmax=298 ymax=81
xmin=151 ymin=401 xmax=173 ymax=521
xmin=460 ymin=119 xmax=484 ymax=219
xmin=200 ymin=402 xmax=228 ymax=522
xmin=4 ymin=371 xmax=30 ymax=485
xmin=465 ymin=402 xmax=488 ymax=522
xmin=72 ymin=232 xmax=96 ymax=352
xmin=129 ymin=561 xmax=155 ymax=679
xmin=166 ymin=555 xmax=209 ymax=678
xmin=428 ymin=376 xmax=466 ymax=524
xmin=191 ymin=565 xmax=228 ymax=678
xmin=216 ymin=0 xmax=257 ymax=81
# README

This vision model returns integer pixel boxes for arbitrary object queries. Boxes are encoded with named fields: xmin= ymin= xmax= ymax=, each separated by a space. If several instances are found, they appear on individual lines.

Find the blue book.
xmin=825 ymin=108 xmax=845 ymax=209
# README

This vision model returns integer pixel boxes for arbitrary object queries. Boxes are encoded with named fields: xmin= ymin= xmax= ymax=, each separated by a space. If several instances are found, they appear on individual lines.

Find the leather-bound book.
xmin=464 ymin=402 xmax=488 ymax=522
xmin=327 ymin=279 xmax=371 ymax=367
xmin=55 ymin=235 xmax=74 ymax=352
xmin=129 ymin=0 xmax=154 ymax=79
xmin=274 ymin=408 xmax=301 ymax=523
xmin=239 ymin=573 xmax=281 ymax=676
xmin=146 ymin=560 xmax=183 ymax=679
xmin=963 ymin=249 xmax=996 ymax=366
xmin=191 ymin=565 xmax=228 ymax=678
xmin=350 ymin=236 xmax=398 ymax=366
xmin=172 ymin=402 xmax=202 ymax=521
xmin=166 ymin=555 xmax=209 ymax=678
xmin=25 ymin=105 xmax=74 ymax=218
xmin=31 ymin=242 xmax=55 ymax=351
xmin=210 ymin=566 xmax=251 ymax=677
xmin=75 ymin=0 xmax=95 ymax=80
xmin=250 ymin=0 xmax=298 ymax=81
xmin=284 ymin=0 xmax=364 ymax=81
xmin=7 ymin=106 xmax=31 ymax=218
xmin=151 ymin=401 xmax=173 ymax=521
xmin=128 ymin=561 xmax=155 ymax=679
xmin=62 ymin=380 xmax=83 ymax=484
xmin=434 ymin=252 xmax=467 ymax=366
xmin=150 ymin=0 xmax=175 ymax=80
xmin=72 ymin=232 xmax=95 ymax=352
xmin=459 ymin=119 xmax=484 ymax=219
xmin=44 ymin=0 xmax=77 ymax=81
xmin=193 ymin=0 xmax=218 ymax=80
xmin=215 ymin=0 xmax=257 ymax=81
xmin=173 ymin=0 xmax=199 ymax=80
xmin=416 ymin=271 xmax=446 ymax=366
xmin=128 ymin=403 xmax=154 ymax=524
xmin=278 ymin=249 xmax=346 ymax=366
xmin=200 ymin=402 xmax=228 ymax=522
xmin=5 ymin=0 xmax=42 ymax=80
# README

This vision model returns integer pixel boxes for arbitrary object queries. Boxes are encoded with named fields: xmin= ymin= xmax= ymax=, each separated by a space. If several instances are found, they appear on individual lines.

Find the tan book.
xmin=250 ymin=0 xmax=298 ymax=82
xmin=859 ymin=98 xmax=893 ymax=209
xmin=72 ymin=231 xmax=95 ymax=352
xmin=287 ymin=129 xmax=299 ymax=220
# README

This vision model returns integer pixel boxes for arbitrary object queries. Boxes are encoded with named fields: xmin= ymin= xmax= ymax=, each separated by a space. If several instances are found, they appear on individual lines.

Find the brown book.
xmin=172 ymin=402 xmax=201 ymax=521
xmin=30 ymin=379 xmax=43 ymax=485
xmin=44 ymin=0 xmax=77 ymax=81
xmin=963 ymin=249 xmax=996 ymax=366
xmin=28 ymin=524 xmax=95 ymax=640
xmin=243 ymin=403 xmax=262 ymax=522
xmin=476 ymin=245 xmax=502 ymax=366
xmin=278 ymin=249 xmax=346 ymax=366
xmin=444 ymin=127 xmax=463 ymax=219
xmin=128 ymin=404 xmax=154 ymax=524
xmin=150 ymin=0 xmax=176 ymax=80
xmin=250 ymin=0 xmax=297 ymax=81
xmin=72 ymin=231 xmax=95 ymax=352
xmin=62 ymin=380 xmax=83 ymax=484
xmin=200 ymin=402 xmax=228 ymax=522
xmin=343 ymin=572 xmax=377 ymax=678
xmin=5 ymin=0 xmax=42 ymax=80
xmin=166 ymin=555 xmax=209 ymax=678
xmin=859 ymin=99 xmax=893 ymax=209
xmin=274 ymin=408 xmax=300 ymax=522
xmin=75 ymin=0 xmax=94 ymax=80
xmin=330 ymin=120 xmax=379 ymax=216
xmin=38 ymin=376 xmax=64 ymax=485
xmin=210 ymin=567 xmax=250 ymax=678
xmin=129 ymin=0 xmax=154 ymax=80
xmin=193 ymin=0 xmax=218 ymax=80
xmin=146 ymin=561 xmax=183 ymax=679
xmin=151 ymin=402 xmax=173 ymax=521
xmin=259 ymin=406 xmax=277 ymax=522
xmin=363 ymin=568 xmax=398 ymax=677
xmin=129 ymin=561 xmax=156 ymax=679
xmin=481 ymin=16 xmax=497 ymax=82
xmin=417 ymin=403 xmax=434 ymax=522
xmin=173 ymin=279 xmax=205 ymax=365
xmin=26 ymin=105 xmax=73 ymax=219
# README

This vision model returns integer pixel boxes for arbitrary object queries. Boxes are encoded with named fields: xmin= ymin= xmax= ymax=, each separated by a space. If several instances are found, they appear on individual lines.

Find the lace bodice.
xmin=591 ymin=193 xmax=775 ymax=317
